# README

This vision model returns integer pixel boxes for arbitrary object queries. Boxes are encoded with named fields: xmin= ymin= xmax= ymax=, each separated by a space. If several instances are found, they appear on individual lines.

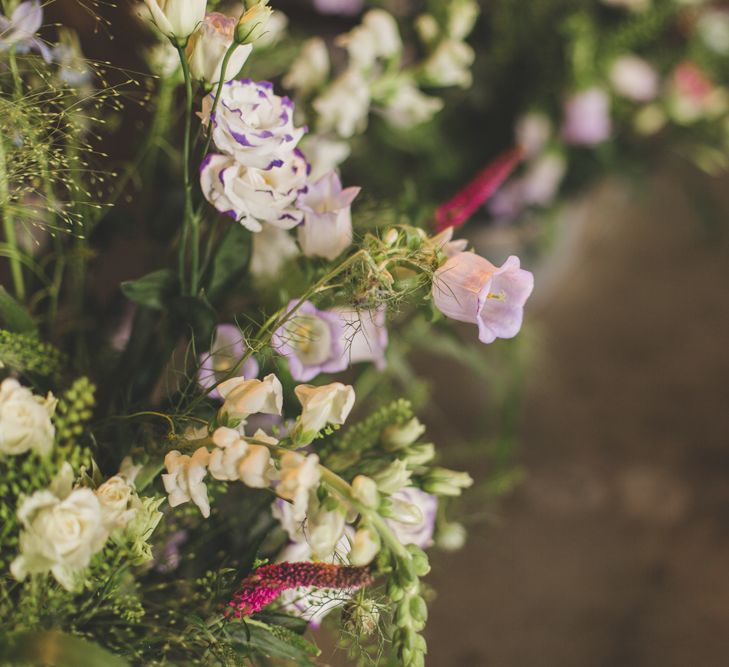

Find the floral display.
xmin=1 ymin=0 xmax=722 ymax=664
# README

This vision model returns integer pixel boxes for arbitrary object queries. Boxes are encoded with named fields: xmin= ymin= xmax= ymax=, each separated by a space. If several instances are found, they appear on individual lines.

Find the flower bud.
xmin=349 ymin=525 xmax=380 ymax=566
xmin=403 ymin=443 xmax=435 ymax=466
xmin=235 ymin=1 xmax=272 ymax=45
xmin=343 ymin=598 xmax=381 ymax=637
xmin=405 ymin=544 xmax=430 ymax=576
xmin=143 ymin=0 xmax=207 ymax=42
xmin=382 ymin=417 xmax=425 ymax=451
xmin=186 ymin=12 xmax=252 ymax=85
xmin=436 ymin=521 xmax=467 ymax=551
xmin=372 ymin=459 xmax=412 ymax=495
xmin=409 ymin=594 xmax=428 ymax=626
xmin=381 ymin=497 xmax=423 ymax=525
xmin=382 ymin=228 xmax=399 ymax=246
xmin=351 ymin=475 xmax=379 ymax=509
xmin=422 ymin=467 xmax=473 ymax=496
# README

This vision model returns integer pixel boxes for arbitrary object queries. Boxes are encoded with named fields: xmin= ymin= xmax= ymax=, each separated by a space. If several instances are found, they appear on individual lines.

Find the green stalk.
xmin=175 ymin=44 xmax=198 ymax=296
xmin=201 ymin=41 xmax=239 ymax=158
xmin=0 ymin=137 xmax=25 ymax=300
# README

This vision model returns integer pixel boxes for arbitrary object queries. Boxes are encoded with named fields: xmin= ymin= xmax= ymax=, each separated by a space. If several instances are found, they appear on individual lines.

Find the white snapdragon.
xmin=337 ymin=9 xmax=401 ymax=70
xmin=218 ymin=373 xmax=283 ymax=423
xmin=250 ymin=225 xmax=300 ymax=280
xmin=380 ymin=80 xmax=444 ymax=128
xmin=276 ymin=451 xmax=320 ymax=521
xmin=293 ymin=382 xmax=355 ymax=444
xmin=306 ymin=497 xmax=346 ymax=560
xmin=162 ymin=448 xmax=211 ymax=518
xmin=186 ymin=12 xmax=252 ymax=85
xmin=143 ymin=0 xmax=207 ymax=41
xmin=0 ymin=378 xmax=56 ymax=457
xmin=349 ymin=525 xmax=380 ymax=566
xmin=283 ymin=37 xmax=329 ymax=95
xmin=313 ymin=69 xmax=371 ymax=138
xmin=11 ymin=463 xmax=108 ymax=590
xmin=372 ymin=459 xmax=412 ymax=494
xmin=208 ymin=426 xmax=274 ymax=488
xmin=422 ymin=39 xmax=475 ymax=88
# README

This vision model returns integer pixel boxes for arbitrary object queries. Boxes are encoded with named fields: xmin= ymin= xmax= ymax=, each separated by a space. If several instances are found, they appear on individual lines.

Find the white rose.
xmin=203 ymin=79 xmax=305 ymax=170
xmin=283 ymin=37 xmax=329 ymax=95
xmin=276 ymin=451 xmax=320 ymax=521
xmin=294 ymin=382 xmax=355 ymax=443
xmin=143 ymin=0 xmax=207 ymax=40
xmin=200 ymin=153 xmax=307 ymax=232
xmin=422 ymin=39 xmax=475 ymax=88
xmin=0 ymin=378 xmax=56 ymax=457
xmin=95 ymin=475 xmax=136 ymax=530
xmin=162 ymin=447 xmax=211 ymax=518
xmin=218 ymin=373 xmax=283 ymax=423
xmin=186 ymin=12 xmax=252 ymax=85
xmin=11 ymin=463 xmax=108 ymax=590
xmin=313 ymin=69 xmax=371 ymax=138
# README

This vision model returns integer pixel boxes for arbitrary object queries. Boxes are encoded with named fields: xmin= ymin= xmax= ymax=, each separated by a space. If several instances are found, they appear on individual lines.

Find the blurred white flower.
xmin=277 ymin=451 xmax=321 ymax=521
xmin=95 ymin=475 xmax=137 ymax=531
xmin=283 ymin=37 xmax=329 ymax=95
xmin=314 ymin=69 xmax=371 ymax=138
xmin=380 ymin=80 xmax=444 ymax=128
xmin=609 ymin=55 xmax=659 ymax=102
xmin=0 ymin=378 xmax=56 ymax=457
xmin=515 ymin=111 xmax=552 ymax=159
xmin=250 ymin=226 xmax=299 ymax=280
xmin=422 ymin=40 xmax=475 ymax=88
xmin=298 ymin=136 xmax=351 ymax=180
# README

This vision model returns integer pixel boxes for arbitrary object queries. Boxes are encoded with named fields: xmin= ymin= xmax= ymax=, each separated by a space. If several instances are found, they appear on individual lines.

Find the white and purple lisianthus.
xmin=203 ymin=80 xmax=305 ymax=170
xmin=272 ymin=300 xmax=347 ymax=382
xmin=0 ymin=0 xmax=50 ymax=61
xmin=199 ymin=151 xmax=308 ymax=232
xmin=432 ymin=251 xmax=534 ymax=344
xmin=297 ymin=171 xmax=360 ymax=261
xmin=198 ymin=324 xmax=259 ymax=400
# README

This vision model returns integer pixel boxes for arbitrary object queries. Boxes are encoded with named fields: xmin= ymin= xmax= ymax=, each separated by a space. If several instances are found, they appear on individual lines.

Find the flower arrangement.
xmin=0 ymin=0 xmax=533 ymax=664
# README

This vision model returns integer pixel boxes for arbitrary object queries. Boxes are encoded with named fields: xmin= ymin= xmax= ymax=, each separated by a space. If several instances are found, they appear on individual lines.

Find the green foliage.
xmin=120 ymin=269 xmax=179 ymax=310
xmin=0 ymin=329 xmax=64 ymax=379
xmin=0 ymin=287 xmax=36 ymax=333
xmin=0 ymin=630 xmax=131 ymax=667
xmin=53 ymin=377 xmax=96 ymax=452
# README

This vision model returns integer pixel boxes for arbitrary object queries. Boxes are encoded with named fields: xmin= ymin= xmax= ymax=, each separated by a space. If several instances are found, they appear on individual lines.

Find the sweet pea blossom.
xmin=162 ymin=448 xmax=211 ymax=518
xmin=297 ymin=171 xmax=360 ymax=261
xmin=333 ymin=307 xmax=388 ymax=370
xmin=0 ymin=378 xmax=56 ymax=457
xmin=203 ymin=80 xmax=305 ymax=170
xmin=272 ymin=300 xmax=347 ymax=381
xmin=198 ymin=324 xmax=259 ymax=399
xmin=143 ymin=0 xmax=207 ymax=41
xmin=561 ymin=88 xmax=612 ymax=146
xmin=294 ymin=382 xmax=355 ymax=442
xmin=199 ymin=152 xmax=308 ymax=232
xmin=186 ymin=13 xmax=252 ymax=85
xmin=313 ymin=69 xmax=371 ymax=138
xmin=11 ymin=463 xmax=108 ymax=590
xmin=276 ymin=451 xmax=321 ymax=521
xmin=218 ymin=373 xmax=283 ymax=423
xmin=432 ymin=252 xmax=534 ymax=344
xmin=385 ymin=487 xmax=437 ymax=549
xmin=609 ymin=55 xmax=659 ymax=102
xmin=0 ymin=1 xmax=51 ymax=61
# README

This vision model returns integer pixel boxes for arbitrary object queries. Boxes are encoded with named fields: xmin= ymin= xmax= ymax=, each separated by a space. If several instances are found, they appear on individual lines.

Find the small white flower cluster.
xmin=284 ymin=1 xmax=480 ymax=177
xmin=162 ymin=375 xmax=354 ymax=520
xmin=11 ymin=460 xmax=154 ymax=590
xmin=200 ymin=79 xmax=309 ymax=232
xmin=0 ymin=378 xmax=56 ymax=457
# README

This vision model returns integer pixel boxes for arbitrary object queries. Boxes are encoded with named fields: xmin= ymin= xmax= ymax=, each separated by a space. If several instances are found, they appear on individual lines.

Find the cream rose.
xmin=0 ymin=378 xmax=56 ymax=457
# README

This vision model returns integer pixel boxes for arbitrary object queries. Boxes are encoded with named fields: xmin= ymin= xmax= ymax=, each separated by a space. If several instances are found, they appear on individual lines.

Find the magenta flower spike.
xmin=432 ymin=252 xmax=534 ymax=344
xmin=227 ymin=561 xmax=372 ymax=618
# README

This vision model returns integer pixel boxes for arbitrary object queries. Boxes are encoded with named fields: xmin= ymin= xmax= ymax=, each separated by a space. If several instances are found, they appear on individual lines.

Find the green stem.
xmin=0 ymin=138 xmax=24 ymax=300
xmin=201 ymin=42 xmax=239 ymax=158
xmin=176 ymin=44 xmax=198 ymax=296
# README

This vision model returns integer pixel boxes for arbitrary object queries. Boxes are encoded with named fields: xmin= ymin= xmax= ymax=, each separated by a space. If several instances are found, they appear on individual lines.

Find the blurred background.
xmin=41 ymin=0 xmax=729 ymax=664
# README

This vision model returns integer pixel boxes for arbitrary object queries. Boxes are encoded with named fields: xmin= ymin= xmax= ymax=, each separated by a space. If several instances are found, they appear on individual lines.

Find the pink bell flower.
xmin=432 ymin=252 xmax=534 ymax=344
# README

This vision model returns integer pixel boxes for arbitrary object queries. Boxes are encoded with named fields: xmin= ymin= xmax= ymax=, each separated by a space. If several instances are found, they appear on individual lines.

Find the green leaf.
xmin=207 ymin=224 xmax=252 ymax=301
xmin=0 ymin=630 xmax=131 ymax=667
xmin=120 ymin=269 xmax=179 ymax=310
xmin=0 ymin=286 xmax=36 ymax=333
xmin=227 ymin=619 xmax=320 ymax=665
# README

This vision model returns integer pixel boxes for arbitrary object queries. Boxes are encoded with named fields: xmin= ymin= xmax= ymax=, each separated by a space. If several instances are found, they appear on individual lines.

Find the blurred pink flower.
xmin=562 ymin=88 xmax=612 ymax=146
